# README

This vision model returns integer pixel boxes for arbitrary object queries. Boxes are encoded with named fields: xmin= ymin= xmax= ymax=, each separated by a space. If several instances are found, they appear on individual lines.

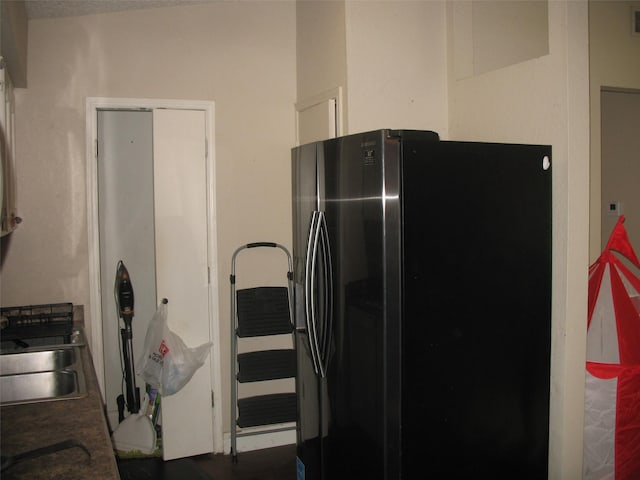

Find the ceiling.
xmin=24 ymin=0 xmax=211 ymax=19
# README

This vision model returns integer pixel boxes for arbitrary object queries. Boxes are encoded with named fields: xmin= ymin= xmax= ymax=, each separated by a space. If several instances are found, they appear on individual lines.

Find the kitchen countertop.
xmin=0 ymin=337 xmax=120 ymax=479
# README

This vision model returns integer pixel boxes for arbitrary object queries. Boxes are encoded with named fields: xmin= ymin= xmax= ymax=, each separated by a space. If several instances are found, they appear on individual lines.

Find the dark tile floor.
xmin=117 ymin=444 xmax=297 ymax=480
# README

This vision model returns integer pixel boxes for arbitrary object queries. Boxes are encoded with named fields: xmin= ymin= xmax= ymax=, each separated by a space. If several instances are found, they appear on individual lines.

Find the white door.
xmin=91 ymin=102 xmax=220 ymax=460
xmin=153 ymin=108 xmax=214 ymax=460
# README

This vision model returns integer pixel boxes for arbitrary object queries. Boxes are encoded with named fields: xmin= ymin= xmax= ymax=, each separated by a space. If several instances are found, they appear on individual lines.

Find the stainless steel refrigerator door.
xmin=320 ymin=130 xmax=396 ymax=480
xmin=294 ymin=130 xmax=398 ymax=480
xmin=293 ymin=141 xmax=323 ymax=480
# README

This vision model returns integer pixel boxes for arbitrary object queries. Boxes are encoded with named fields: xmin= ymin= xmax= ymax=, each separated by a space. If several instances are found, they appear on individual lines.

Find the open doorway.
xmin=601 ymin=89 xmax=640 ymax=257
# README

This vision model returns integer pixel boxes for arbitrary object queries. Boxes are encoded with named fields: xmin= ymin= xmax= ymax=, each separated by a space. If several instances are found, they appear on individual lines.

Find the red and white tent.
xmin=584 ymin=216 xmax=640 ymax=480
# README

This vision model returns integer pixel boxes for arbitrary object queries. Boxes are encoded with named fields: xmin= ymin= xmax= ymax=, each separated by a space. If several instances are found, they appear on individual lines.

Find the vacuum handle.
xmin=118 ymin=278 xmax=134 ymax=317
xmin=116 ymin=260 xmax=135 ymax=318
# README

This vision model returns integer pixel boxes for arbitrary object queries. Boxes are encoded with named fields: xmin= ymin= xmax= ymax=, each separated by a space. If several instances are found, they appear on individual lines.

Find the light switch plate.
xmin=607 ymin=201 xmax=623 ymax=217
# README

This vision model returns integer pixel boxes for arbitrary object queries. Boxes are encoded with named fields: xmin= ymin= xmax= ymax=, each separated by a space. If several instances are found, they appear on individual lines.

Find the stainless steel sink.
xmin=0 ymin=348 xmax=76 ymax=376
xmin=0 ymin=328 xmax=88 ymax=406
xmin=0 ymin=370 xmax=85 ymax=404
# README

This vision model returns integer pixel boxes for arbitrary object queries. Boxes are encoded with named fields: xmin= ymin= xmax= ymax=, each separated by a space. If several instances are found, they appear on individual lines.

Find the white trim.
xmin=84 ymin=98 xmax=103 ymax=394
xmin=84 ymin=97 xmax=223 ymax=453
xmin=203 ymin=101 xmax=224 ymax=455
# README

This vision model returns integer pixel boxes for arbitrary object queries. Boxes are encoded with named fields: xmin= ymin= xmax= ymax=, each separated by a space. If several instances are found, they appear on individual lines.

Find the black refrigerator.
xmin=292 ymin=129 xmax=552 ymax=480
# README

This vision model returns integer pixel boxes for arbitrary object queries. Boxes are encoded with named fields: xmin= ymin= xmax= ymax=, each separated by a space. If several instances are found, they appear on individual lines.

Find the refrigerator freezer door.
xmin=400 ymin=140 xmax=552 ymax=478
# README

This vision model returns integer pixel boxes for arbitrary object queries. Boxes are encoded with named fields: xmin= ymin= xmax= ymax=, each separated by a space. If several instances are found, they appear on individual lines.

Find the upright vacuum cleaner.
xmin=115 ymin=260 xmax=140 ymax=416
xmin=111 ymin=260 xmax=156 ymax=455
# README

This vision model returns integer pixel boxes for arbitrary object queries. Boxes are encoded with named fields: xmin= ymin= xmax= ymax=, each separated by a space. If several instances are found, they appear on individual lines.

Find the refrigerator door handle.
xmin=305 ymin=210 xmax=322 ymax=375
xmin=317 ymin=211 xmax=333 ymax=377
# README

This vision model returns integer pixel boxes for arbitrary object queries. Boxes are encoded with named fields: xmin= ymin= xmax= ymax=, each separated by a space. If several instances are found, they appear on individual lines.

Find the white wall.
xmin=2 ymin=1 xmax=296 ymax=437
xmin=447 ymin=1 xmax=590 ymax=477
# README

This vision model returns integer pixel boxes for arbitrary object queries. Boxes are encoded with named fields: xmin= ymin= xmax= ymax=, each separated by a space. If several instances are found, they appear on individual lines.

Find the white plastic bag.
xmin=136 ymin=300 xmax=212 ymax=396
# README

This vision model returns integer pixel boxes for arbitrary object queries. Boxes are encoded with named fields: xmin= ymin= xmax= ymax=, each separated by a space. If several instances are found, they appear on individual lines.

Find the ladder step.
xmin=237 ymin=393 xmax=297 ymax=428
xmin=238 ymin=349 xmax=296 ymax=383
xmin=236 ymin=287 xmax=292 ymax=337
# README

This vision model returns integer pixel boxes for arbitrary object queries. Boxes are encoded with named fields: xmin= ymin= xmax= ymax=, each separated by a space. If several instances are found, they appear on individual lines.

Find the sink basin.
xmin=0 ymin=348 xmax=76 ymax=376
xmin=0 ymin=331 xmax=88 ymax=406
xmin=0 ymin=370 xmax=84 ymax=404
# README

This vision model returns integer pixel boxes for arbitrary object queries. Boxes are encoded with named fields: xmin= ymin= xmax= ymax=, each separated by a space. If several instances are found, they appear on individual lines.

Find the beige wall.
xmin=589 ymin=0 xmax=640 ymax=260
xmin=1 ymin=1 xmax=296 ymax=436
xmin=296 ymin=0 xmax=448 ymax=138
xmin=450 ymin=1 xmax=549 ymax=80
xmin=447 ymin=2 xmax=590 ymax=477
xmin=0 ymin=0 xmax=28 ymax=87
xmin=344 ymin=1 xmax=448 ymax=136
xmin=296 ymin=0 xmax=348 ymax=130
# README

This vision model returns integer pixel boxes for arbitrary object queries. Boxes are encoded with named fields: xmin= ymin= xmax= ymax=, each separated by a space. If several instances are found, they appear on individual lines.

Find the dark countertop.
xmin=0 ymin=340 xmax=120 ymax=479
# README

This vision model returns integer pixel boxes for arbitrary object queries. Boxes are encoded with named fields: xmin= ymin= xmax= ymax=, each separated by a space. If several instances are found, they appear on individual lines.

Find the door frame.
xmin=84 ymin=97 xmax=223 ymax=453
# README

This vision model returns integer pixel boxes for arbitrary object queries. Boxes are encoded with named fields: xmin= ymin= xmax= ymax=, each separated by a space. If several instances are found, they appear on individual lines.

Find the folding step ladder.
xmin=229 ymin=242 xmax=296 ymax=462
